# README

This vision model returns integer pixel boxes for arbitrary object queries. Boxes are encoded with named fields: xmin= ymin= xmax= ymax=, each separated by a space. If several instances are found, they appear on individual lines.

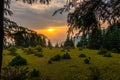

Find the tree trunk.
xmin=0 ymin=0 xmax=4 ymax=77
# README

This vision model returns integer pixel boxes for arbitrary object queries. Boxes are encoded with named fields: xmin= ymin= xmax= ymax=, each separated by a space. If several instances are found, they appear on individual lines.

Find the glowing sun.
xmin=48 ymin=28 xmax=55 ymax=32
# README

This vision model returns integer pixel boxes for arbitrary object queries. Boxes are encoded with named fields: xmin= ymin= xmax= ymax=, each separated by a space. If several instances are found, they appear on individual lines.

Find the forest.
xmin=0 ymin=0 xmax=120 ymax=80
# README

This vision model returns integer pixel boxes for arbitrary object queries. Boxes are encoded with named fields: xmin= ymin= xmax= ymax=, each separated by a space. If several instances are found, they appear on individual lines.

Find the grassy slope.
xmin=2 ymin=48 xmax=120 ymax=80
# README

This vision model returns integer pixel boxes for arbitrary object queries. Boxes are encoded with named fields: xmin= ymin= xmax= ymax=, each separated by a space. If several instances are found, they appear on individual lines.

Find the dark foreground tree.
xmin=0 ymin=0 xmax=51 ymax=77
xmin=54 ymin=0 xmax=120 ymax=35
xmin=0 ymin=0 xmax=4 ymax=76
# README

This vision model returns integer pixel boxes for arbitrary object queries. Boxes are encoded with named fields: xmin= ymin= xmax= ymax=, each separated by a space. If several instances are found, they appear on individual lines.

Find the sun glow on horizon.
xmin=34 ymin=26 xmax=68 ymax=45
xmin=47 ymin=28 xmax=55 ymax=32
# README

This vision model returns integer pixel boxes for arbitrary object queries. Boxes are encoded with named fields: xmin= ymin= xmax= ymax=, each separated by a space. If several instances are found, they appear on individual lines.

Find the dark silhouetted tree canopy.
xmin=53 ymin=0 xmax=120 ymax=35
xmin=0 ymin=0 xmax=51 ymax=75
xmin=4 ymin=18 xmax=47 ymax=47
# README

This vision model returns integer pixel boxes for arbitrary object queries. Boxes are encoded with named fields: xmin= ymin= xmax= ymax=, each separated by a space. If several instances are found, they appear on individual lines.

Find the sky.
xmin=9 ymin=0 xmax=68 ymax=45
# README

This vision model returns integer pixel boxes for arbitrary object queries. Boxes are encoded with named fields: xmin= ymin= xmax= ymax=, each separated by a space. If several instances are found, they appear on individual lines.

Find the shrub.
xmin=24 ymin=47 xmax=36 ymax=54
xmin=35 ymin=45 xmax=43 ymax=52
xmin=84 ymin=58 xmax=90 ymax=64
xmin=9 ymin=55 xmax=27 ymax=66
xmin=98 ymin=47 xmax=107 ymax=55
xmin=111 ymin=48 xmax=119 ymax=53
xmin=62 ymin=47 xmax=71 ymax=52
xmin=62 ymin=52 xmax=71 ymax=59
xmin=88 ymin=57 xmax=91 ymax=60
xmin=51 ymin=54 xmax=61 ymax=61
xmin=79 ymin=47 xmax=83 ymax=51
xmin=61 ymin=49 xmax=65 ymax=52
xmin=34 ymin=52 xmax=44 ymax=57
xmin=103 ymin=52 xmax=112 ymax=57
xmin=8 ymin=46 xmax=17 ymax=56
xmin=30 ymin=69 xmax=40 ymax=77
xmin=48 ymin=60 xmax=52 ymax=64
xmin=1 ymin=67 xmax=29 ymax=80
xmin=79 ymin=53 xmax=86 ymax=57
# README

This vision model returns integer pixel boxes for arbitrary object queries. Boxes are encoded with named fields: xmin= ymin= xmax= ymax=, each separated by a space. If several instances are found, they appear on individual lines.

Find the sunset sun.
xmin=48 ymin=28 xmax=55 ymax=32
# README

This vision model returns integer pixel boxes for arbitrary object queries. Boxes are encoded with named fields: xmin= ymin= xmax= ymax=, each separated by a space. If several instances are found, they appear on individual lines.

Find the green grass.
xmin=2 ymin=48 xmax=120 ymax=80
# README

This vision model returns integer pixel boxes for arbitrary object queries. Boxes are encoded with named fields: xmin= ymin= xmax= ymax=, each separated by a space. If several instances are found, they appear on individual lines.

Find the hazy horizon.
xmin=9 ymin=0 xmax=68 ymax=45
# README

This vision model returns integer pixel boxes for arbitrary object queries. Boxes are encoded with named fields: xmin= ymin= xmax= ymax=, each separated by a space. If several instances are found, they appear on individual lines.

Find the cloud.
xmin=9 ymin=0 xmax=68 ymax=44
xmin=10 ymin=0 xmax=68 ymax=29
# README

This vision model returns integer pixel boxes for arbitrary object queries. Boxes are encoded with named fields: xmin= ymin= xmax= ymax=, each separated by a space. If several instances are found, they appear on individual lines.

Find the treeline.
xmin=77 ymin=23 xmax=120 ymax=52
xmin=4 ymin=18 xmax=47 ymax=48
xmin=56 ymin=23 xmax=120 ymax=53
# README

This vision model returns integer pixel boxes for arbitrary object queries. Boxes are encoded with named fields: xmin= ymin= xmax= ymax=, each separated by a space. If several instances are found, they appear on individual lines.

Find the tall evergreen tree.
xmin=77 ymin=35 xmax=88 ymax=48
xmin=48 ymin=40 xmax=52 ymax=48
xmin=64 ymin=36 xmax=74 ymax=47
xmin=88 ymin=28 xmax=102 ymax=49
xmin=103 ymin=23 xmax=120 ymax=52
xmin=0 ymin=0 xmax=4 ymax=75
xmin=55 ymin=42 xmax=59 ymax=48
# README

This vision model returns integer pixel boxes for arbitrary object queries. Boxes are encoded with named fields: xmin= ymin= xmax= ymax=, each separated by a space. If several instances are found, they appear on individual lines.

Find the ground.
xmin=2 ymin=48 xmax=120 ymax=80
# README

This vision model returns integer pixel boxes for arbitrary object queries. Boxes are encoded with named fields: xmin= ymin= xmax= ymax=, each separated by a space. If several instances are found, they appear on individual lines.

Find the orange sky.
xmin=10 ymin=0 xmax=109 ymax=46
xmin=35 ymin=26 xmax=68 ymax=45
xmin=10 ymin=0 xmax=68 ymax=46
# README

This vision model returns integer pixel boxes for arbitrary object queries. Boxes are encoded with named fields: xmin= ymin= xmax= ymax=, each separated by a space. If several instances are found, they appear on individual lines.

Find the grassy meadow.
xmin=2 ymin=48 xmax=120 ymax=80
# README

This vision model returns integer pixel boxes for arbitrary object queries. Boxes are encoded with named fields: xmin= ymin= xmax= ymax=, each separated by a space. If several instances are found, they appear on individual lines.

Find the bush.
xmin=79 ymin=53 xmax=86 ymax=57
xmin=34 ymin=52 xmax=44 ymax=57
xmin=8 ymin=46 xmax=17 ymax=56
xmin=24 ymin=47 xmax=36 ymax=54
xmin=30 ymin=69 xmax=40 ymax=77
xmin=62 ymin=52 xmax=71 ymax=59
xmin=48 ymin=60 xmax=52 ymax=64
xmin=35 ymin=45 xmax=43 ymax=52
xmin=98 ymin=47 xmax=107 ymax=55
xmin=61 ymin=49 xmax=65 ymax=52
xmin=2 ymin=67 xmax=29 ymax=80
xmin=79 ymin=47 xmax=83 ymax=51
xmin=51 ymin=54 xmax=61 ymax=61
xmin=88 ymin=57 xmax=91 ymax=60
xmin=62 ymin=47 xmax=71 ymax=52
xmin=111 ymin=48 xmax=119 ymax=53
xmin=9 ymin=55 xmax=27 ymax=66
xmin=103 ymin=52 xmax=112 ymax=57
xmin=84 ymin=58 xmax=90 ymax=64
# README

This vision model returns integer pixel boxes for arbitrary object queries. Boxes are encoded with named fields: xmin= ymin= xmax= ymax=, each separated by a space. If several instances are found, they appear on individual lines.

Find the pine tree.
xmin=88 ymin=28 xmax=102 ymax=49
xmin=55 ymin=42 xmax=59 ymax=48
xmin=77 ymin=35 xmax=88 ymax=48
xmin=103 ymin=23 xmax=120 ymax=52
xmin=64 ymin=37 xmax=74 ymax=47
xmin=48 ymin=40 xmax=52 ymax=48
